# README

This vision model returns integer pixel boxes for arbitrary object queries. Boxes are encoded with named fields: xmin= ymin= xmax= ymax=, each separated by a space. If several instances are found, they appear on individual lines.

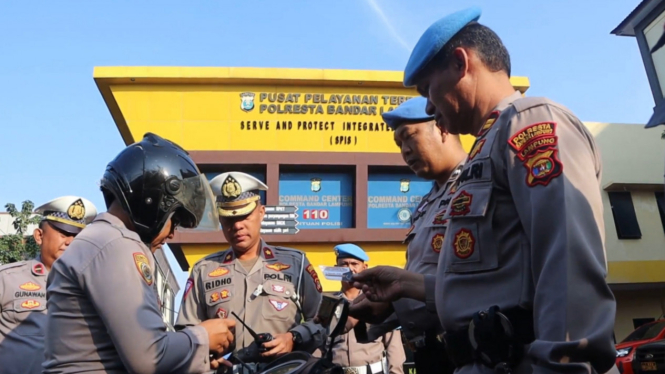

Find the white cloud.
xmin=364 ymin=0 xmax=411 ymax=52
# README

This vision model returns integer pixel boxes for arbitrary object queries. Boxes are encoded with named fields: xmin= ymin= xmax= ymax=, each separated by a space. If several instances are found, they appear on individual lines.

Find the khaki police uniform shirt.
xmin=423 ymin=91 xmax=617 ymax=373
xmin=43 ymin=213 xmax=211 ymax=374
xmin=0 ymin=257 xmax=48 ymax=374
xmin=331 ymin=292 xmax=405 ymax=374
xmin=177 ymin=240 xmax=325 ymax=353
xmin=392 ymin=165 xmax=462 ymax=341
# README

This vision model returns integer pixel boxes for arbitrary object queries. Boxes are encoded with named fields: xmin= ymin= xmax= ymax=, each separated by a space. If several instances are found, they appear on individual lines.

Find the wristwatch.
xmin=291 ymin=330 xmax=303 ymax=345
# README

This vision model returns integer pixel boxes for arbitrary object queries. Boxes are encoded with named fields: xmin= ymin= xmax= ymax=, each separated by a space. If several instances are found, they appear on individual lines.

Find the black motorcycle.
xmin=219 ymin=295 xmax=349 ymax=374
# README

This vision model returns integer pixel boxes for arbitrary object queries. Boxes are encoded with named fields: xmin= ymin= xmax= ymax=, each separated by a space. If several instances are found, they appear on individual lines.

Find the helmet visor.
xmin=174 ymin=174 xmax=220 ymax=232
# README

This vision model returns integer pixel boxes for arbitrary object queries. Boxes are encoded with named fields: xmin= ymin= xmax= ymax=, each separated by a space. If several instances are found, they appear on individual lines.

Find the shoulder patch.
xmin=183 ymin=278 xmax=194 ymax=302
xmin=508 ymin=122 xmax=557 ymax=160
xmin=508 ymin=122 xmax=562 ymax=187
xmin=305 ymin=264 xmax=322 ymax=293
xmin=133 ymin=252 xmax=154 ymax=286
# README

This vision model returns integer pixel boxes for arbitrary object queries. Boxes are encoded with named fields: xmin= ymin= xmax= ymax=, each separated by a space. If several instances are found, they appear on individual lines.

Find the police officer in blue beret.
xmin=351 ymin=7 xmax=618 ymax=374
xmin=376 ymin=96 xmax=466 ymax=374
xmin=329 ymin=244 xmax=405 ymax=374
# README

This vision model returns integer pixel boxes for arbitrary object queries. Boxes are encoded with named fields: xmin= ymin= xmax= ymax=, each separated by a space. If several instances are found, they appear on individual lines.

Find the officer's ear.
xmin=451 ymin=47 xmax=470 ymax=78
xmin=33 ymin=227 xmax=44 ymax=246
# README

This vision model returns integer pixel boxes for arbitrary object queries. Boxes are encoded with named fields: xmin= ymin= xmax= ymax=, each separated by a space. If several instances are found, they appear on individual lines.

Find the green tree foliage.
xmin=0 ymin=201 xmax=42 ymax=264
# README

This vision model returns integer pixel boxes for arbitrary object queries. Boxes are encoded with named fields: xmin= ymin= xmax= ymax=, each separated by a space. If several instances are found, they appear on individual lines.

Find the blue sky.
xmin=0 ymin=1 xmax=654 ymax=310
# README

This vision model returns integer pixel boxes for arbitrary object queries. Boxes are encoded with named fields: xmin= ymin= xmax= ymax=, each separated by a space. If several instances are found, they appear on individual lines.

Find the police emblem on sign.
xmin=397 ymin=208 xmax=411 ymax=223
xmin=400 ymin=179 xmax=410 ymax=193
xmin=311 ymin=178 xmax=322 ymax=193
xmin=240 ymin=92 xmax=255 ymax=112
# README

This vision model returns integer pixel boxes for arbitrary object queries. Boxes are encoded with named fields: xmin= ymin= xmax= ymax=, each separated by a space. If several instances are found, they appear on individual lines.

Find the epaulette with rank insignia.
xmin=512 ymin=96 xmax=557 ymax=114
xmin=273 ymin=246 xmax=306 ymax=261
xmin=0 ymin=261 xmax=28 ymax=274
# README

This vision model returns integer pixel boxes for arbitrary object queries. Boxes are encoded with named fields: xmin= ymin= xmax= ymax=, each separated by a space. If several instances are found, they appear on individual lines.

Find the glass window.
xmin=622 ymin=321 xmax=665 ymax=342
xmin=655 ymin=192 xmax=665 ymax=234
xmin=608 ymin=191 xmax=642 ymax=239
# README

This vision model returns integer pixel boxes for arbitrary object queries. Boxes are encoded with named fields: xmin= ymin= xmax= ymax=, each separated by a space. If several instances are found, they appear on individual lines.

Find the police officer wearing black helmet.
xmin=43 ymin=133 xmax=237 ymax=374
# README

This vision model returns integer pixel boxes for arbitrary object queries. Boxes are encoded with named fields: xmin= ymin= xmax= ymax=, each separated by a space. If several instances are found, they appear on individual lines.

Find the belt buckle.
xmin=344 ymin=368 xmax=361 ymax=374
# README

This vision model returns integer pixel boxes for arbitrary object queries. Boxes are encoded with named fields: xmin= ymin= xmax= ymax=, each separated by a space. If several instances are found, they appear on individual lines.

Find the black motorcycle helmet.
xmin=100 ymin=132 xmax=218 ymax=243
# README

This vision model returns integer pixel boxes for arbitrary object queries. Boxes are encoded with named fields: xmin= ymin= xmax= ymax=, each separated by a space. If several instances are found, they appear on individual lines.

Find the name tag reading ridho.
xmin=319 ymin=266 xmax=354 ymax=282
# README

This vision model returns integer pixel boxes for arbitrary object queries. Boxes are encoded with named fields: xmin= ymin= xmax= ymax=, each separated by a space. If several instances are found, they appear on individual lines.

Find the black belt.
xmin=442 ymin=307 xmax=535 ymax=369
xmin=407 ymin=330 xmax=445 ymax=352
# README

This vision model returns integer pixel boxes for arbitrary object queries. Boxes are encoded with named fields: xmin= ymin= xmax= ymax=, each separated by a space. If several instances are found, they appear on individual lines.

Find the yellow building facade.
xmin=95 ymin=66 xmax=664 ymax=342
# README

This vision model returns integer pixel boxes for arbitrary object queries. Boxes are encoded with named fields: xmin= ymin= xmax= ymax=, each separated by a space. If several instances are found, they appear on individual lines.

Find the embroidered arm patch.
xmin=305 ymin=264 xmax=322 ymax=293
xmin=508 ymin=122 xmax=563 ymax=187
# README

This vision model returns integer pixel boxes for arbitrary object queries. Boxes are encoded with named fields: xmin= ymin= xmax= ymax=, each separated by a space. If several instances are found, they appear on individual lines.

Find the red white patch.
xmin=269 ymin=298 xmax=289 ymax=311
xmin=272 ymin=284 xmax=285 ymax=293
xmin=32 ymin=263 xmax=45 ymax=276
xmin=183 ymin=278 xmax=194 ymax=301
xmin=216 ymin=308 xmax=228 ymax=319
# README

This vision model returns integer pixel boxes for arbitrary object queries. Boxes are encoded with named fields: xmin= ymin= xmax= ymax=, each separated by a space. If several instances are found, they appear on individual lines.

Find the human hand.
xmin=210 ymin=356 xmax=232 ymax=371
xmin=352 ymin=266 xmax=420 ymax=302
xmin=261 ymin=332 xmax=294 ymax=357
xmin=348 ymin=293 xmax=394 ymax=324
xmin=201 ymin=318 xmax=236 ymax=355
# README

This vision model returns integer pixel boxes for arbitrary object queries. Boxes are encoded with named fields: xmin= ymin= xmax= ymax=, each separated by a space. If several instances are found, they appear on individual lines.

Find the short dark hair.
xmin=432 ymin=22 xmax=511 ymax=77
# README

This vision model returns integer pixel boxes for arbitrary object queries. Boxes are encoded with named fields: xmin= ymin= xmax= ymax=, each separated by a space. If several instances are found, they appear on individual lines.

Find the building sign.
xmin=205 ymin=171 xmax=267 ymax=204
xmin=367 ymin=174 xmax=433 ymax=229
xmin=111 ymin=84 xmax=459 ymax=153
xmin=645 ymin=10 xmax=665 ymax=99
xmin=261 ymin=206 xmax=299 ymax=234
xmin=278 ymin=173 xmax=353 ymax=229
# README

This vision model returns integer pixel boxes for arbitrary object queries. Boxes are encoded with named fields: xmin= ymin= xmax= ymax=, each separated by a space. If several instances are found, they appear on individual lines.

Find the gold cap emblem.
xmin=67 ymin=199 xmax=86 ymax=221
xmin=222 ymin=176 xmax=242 ymax=199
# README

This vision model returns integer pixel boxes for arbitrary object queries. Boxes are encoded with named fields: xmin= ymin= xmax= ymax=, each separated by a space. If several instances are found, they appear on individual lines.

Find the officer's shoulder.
xmin=196 ymin=248 xmax=232 ymax=267
xmin=0 ymin=260 xmax=30 ymax=274
xmin=77 ymin=219 xmax=138 ymax=251
xmin=512 ymin=96 xmax=576 ymax=120
xmin=273 ymin=246 xmax=306 ymax=259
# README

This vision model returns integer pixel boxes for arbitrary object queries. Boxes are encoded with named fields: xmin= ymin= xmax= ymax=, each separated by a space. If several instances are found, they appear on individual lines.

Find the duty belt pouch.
xmin=468 ymin=306 xmax=524 ymax=373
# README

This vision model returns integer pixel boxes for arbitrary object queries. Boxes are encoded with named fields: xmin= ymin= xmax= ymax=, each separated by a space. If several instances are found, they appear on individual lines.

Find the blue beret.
xmin=381 ymin=96 xmax=434 ymax=130
xmin=334 ymin=243 xmax=369 ymax=262
xmin=403 ymin=7 xmax=482 ymax=87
